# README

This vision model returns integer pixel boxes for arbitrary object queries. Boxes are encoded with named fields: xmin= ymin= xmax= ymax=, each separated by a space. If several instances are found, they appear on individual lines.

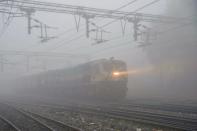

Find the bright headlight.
xmin=113 ymin=72 xmax=120 ymax=76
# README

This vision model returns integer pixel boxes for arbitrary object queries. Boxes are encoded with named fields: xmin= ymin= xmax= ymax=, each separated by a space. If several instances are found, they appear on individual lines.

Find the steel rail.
xmin=110 ymin=101 xmax=197 ymax=114
xmin=29 ymin=102 xmax=197 ymax=130
xmin=0 ymin=103 xmax=54 ymax=131
xmin=23 ymin=109 xmax=82 ymax=131
xmin=0 ymin=115 xmax=21 ymax=131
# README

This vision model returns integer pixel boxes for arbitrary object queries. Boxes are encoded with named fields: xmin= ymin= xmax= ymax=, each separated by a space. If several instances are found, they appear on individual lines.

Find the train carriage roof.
xmin=19 ymin=58 xmax=126 ymax=79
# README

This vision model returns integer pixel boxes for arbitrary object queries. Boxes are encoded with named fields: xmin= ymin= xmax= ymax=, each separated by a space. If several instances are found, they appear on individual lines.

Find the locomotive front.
xmin=89 ymin=58 xmax=128 ymax=99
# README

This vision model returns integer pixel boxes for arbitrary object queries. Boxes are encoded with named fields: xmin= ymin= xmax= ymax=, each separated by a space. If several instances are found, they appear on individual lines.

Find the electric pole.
xmin=133 ymin=18 xmax=141 ymax=41
xmin=83 ymin=14 xmax=94 ymax=38
xmin=20 ymin=8 xmax=36 ymax=34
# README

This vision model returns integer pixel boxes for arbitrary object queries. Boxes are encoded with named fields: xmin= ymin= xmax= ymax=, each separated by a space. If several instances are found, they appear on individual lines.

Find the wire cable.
xmin=49 ymin=34 xmax=85 ymax=51
xmin=61 ymin=0 xmax=161 ymax=53
xmin=64 ymin=33 xmax=132 ymax=53
xmin=41 ymin=0 xmax=140 ymax=51
xmin=101 ymin=0 xmax=160 ymax=28
xmin=0 ymin=0 xmax=23 ymax=38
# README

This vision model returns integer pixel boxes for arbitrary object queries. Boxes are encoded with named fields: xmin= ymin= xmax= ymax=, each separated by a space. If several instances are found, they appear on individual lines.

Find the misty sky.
xmin=0 ymin=0 xmax=166 ymax=75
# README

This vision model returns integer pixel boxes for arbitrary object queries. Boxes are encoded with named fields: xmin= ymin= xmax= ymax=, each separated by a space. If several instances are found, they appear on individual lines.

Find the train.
xmin=13 ymin=58 xmax=128 ymax=100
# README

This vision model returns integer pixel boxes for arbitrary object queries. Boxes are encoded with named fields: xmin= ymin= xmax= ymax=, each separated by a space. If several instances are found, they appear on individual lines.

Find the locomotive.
xmin=14 ymin=58 xmax=128 ymax=100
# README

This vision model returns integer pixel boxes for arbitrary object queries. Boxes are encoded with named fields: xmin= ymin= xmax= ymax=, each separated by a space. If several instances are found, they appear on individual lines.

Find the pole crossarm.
xmin=0 ymin=50 xmax=89 ymax=58
xmin=0 ymin=0 xmax=191 ymax=24
xmin=0 ymin=9 xmax=24 ymax=15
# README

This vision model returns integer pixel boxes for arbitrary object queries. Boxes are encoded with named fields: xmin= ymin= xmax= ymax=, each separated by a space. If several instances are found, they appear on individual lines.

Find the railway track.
xmin=102 ymin=108 xmax=197 ymax=131
xmin=0 ymin=103 xmax=82 ymax=131
xmin=21 ymin=102 xmax=197 ymax=131
xmin=110 ymin=101 xmax=197 ymax=115
xmin=70 ymin=105 xmax=197 ymax=130
xmin=0 ymin=115 xmax=20 ymax=131
xmin=23 ymin=110 xmax=82 ymax=131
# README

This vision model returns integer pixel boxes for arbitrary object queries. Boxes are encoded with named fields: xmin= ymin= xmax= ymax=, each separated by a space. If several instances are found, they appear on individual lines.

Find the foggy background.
xmin=0 ymin=0 xmax=196 ymax=102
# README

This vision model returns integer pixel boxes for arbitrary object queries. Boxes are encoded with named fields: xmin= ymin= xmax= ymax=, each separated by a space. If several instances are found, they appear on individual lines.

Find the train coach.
xmin=14 ymin=58 xmax=128 ymax=100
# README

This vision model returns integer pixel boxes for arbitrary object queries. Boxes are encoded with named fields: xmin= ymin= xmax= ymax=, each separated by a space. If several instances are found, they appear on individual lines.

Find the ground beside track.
xmin=15 ymin=103 xmax=180 ymax=131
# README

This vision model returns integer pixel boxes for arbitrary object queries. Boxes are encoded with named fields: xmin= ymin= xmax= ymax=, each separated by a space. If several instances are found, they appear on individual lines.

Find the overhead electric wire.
xmin=5 ymin=0 xmax=14 ymax=25
xmin=79 ymin=0 xmax=161 ymax=54
xmin=54 ymin=35 xmax=133 ymax=59
xmin=1 ymin=0 xmax=163 ymax=55
xmin=91 ymin=40 xmax=132 ymax=56
xmin=0 ymin=0 xmax=14 ymax=38
xmin=49 ymin=34 xmax=85 ymax=51
xmin=101 ymin=0 xmax=160 ymax=28
xmin=50 ymin=0 xmax=161 ymax=53
xmin=134 ymin=0 xmax=160 ymax=12
xmin=112 ymin=0 xmax=139 ymax=11
xmin=1 ymin=0 xmax=171 ymax=52
xmin=64 ymin=33 xmax=132 ymax=53
xmin=1 ymin=0 xmax=140 ymax=15
xmin=27 ymin=0 xmax=163 ymax=50
xmin=64 ymin=0 xmax=161 ymax=53
xmin=0 ymin=0 xmax=23 ymax=38
xmin=41 ymin=0 xmax=139 ymax=45
xmin=149 ymin=14 xmax=196 ymax=38
xmin=1 ymin=0 xmax=190 ymax=71
xmin=41 ymin=0 xmax=139 ymax=51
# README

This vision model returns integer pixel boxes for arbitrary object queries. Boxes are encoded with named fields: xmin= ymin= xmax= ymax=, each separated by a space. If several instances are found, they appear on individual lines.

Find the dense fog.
xmin=0 ymin=0 xmax=196 ymax=103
